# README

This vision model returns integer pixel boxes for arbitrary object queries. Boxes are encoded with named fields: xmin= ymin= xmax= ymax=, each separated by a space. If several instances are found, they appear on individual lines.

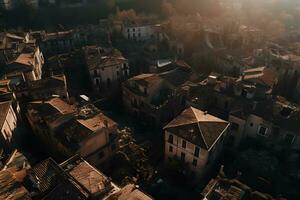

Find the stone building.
xmin=0 ymin=101 xmax=18 ymax=151
xmin=164 ymin=107 xmax=230 ymax=179
xmin=26 ymin=98 xmax=118 ymax=166
xmin=122 ymin=66 xmax=190 ymax=127
xmin=84 ymin=46 xmax=129 ymax=97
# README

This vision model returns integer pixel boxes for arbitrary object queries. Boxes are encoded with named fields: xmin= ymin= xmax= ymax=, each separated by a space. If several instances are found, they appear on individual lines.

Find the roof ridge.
xmin=196 ymin=117 xmax=209 ymax=150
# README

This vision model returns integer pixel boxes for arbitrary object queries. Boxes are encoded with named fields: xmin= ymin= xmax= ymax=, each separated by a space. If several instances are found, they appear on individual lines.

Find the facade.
xmin=228 ymin=98 xmax=300 ymax=150
xmin=164 ymin=107 xmax=230 ymax=178
xmin=0 ymin=101 xmax=17 ymax=150
xmin=84 ymin=46 xmax=130 ymax=96
xmin=122 ymin=68 xmax=190 ymax=127
xmin=36 ymin=30 xmax=87 ymax=57
xmin=26 ymin=98 xmax=119 ymax=166
xmin=122 ymin=18 xmax=164 ymax=42
xmin=2 ymin=47 xmax=44 ymax=84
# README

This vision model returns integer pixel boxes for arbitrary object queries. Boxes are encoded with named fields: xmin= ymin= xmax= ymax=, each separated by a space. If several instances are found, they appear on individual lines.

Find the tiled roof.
xmin=129 ymin=74 xmax=163 ymax=87
xmin=238 ymin=67 xmax=277 ymax=87
xmin=110 ymin=184 xmax=153 ymax=200
xmin=26 ymin=158 xmax=62 ymax=195
xmin=0 ymin=101 xmax=11 ymax=129
xmin=0 ymin=170 xmax=31 ymax=200
xmin=164 ymin=107 xmax=229 ymax=150
xmin=61 ymin=157 xmax=111 ymax=196
xmin=77 ymin=112 xmax=117 ymax=132
xmin=41 ymin=180 xmax=88 ymax=200
xmin=48 ymin=98 xmax=76 ymax=115
xmin=14 ymin=53 xmax=34 ymax=66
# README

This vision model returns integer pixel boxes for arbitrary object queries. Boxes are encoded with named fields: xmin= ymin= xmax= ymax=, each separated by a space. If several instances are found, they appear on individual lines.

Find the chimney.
xmin=204 ymin=111 xmax=208 ymax=115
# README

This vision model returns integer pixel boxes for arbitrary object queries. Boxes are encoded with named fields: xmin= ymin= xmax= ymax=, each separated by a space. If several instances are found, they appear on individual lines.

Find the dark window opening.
xmin=180 ymin=152 xmax=185 ymax=162
xmin=258 ymin=126 xmax=268 ymax=136
xmin=194 ymin=147 xmax=200 ymax=157
xmin=168 ymin=134 xmax=173 ymax=144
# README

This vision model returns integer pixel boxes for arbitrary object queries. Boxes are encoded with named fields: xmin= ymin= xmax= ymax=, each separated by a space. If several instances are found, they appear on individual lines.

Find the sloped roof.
xmin=26 ymin=158 xmax=61 ymax=195
xmin=0 ymin=170 xmax=31 ymax=200
xmin=14 ymin=53 xmax=34 ymax=66
xmin=238 ymin=67 xmax=277 ymax=87
xmin=0 ymin=101 xmax=11 ymax=129
xmin=128 ymin=74 xmax=163 ymax=87
xmin=112 ymin=184 xmax=153 ymax=200
xmin=164 ymin=107 xmax=229 ymax=150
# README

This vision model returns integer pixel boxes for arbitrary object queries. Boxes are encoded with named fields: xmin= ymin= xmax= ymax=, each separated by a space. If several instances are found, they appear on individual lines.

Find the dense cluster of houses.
xmin=0 ymin=14 xmax=299 ymax=200
xmin=0 ymin=153 xmax=152 ymax=199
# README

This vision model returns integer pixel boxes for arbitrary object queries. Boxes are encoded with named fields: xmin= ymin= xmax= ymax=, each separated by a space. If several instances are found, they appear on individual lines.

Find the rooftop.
xmin=60 ymin=156 xmax=113 ymax=196
xmin=0 ymin=101 xmax=11 ymax=129
xmin=109 ymin=184 xmax=153 ymax=200
xmin=0 ymin=170 xmax=31 ymax=200
xmin=237 ymin=67 xmax=277 ymax=88
xmin=164 ymin=107 xmax=229 ymax=150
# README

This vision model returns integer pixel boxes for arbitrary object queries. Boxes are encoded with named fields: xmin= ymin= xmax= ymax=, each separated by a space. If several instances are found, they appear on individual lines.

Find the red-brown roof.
xmin=164 ymin=107 xmax=229 ymax=150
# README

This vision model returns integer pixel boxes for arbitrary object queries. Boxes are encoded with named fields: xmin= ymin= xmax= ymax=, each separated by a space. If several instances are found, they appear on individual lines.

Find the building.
xmin=122 ymin=65 xmax=191 ymax=127
xmin=0 ymin=0 xmax=13 ymax=10
xmin=0 ymin=149 xmax=31 ymax=199
xmin=122 ymin=18 xmax=164 ymax=42
xmin=201 ymin=167 xmax=283 ymax=200
xmin=236 ymin=67 xmax=277 ymax=99
xmin=35 ymin=30 xmax=87 ymax=57
xmin=15 ymin=74 xmax=69 ymax=101
xmin=186 ymin=67 xmax=277 ymax=120
xmin=0 ymin=0 xmax=38 ymax=9
xmin=0 ymin=169 xmax=31 ymax=199
xmin=21 ymin=155 xmax=153 ymax=200
xmin=228 ymin=97 xmax=300 ymax=149
xmin=26 ymin=98 xmax=118 ymax=166
xmin=84 ymin=46 xmax=130 ymax=96
xmin=0 ymin=101 xmax=18 ymax=150
xmin=1 ymin=47 xmax=44 ymax=84
xmin=164 ymin=107 xmax=230 ymax=178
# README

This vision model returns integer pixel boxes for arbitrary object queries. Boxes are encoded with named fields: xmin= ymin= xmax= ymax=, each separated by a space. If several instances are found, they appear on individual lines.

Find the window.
xmin=258 ymin=126 xmax=268 ymax=136
xmin=180 ymin=152 xmax=185 ymax=162
xmin=285 ymin=134 xmax=295 ymax=145
xmin=250 ymin=123 xmax=254 ymax=127
xmin=95 ymin=79 xmax=100 ymax=86
xmin=231 ymin=122 xmax=239 ymax=131
xmin=144 ymin=88 xmax=147 ymax=95
xmin=111 ymin=143 xmax=116 ymax=151
xmin=182 ymin=140 xmax=186 ymax=149
xmin=107 ymin=78 xmax=111 ymax=88
xmin=169 ymin=145 xmax=173 ymax=152
xmin=168 ymin=134 xmax=173 ymax=144
xmin=194 ymin=147 xmax=200 ymax=157
xmin=94 ymin=69 xmax=98 ymax=76
xmin=98 ymin=151 xmax=104 ymax=159
xmin=192 ymin=159 xmax=197 ymax=167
